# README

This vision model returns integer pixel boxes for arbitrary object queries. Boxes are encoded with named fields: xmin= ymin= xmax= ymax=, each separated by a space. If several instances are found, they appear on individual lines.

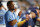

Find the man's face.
xmin=31 ymin=12 xmax=36 ymax=18
xmin=26 ymin=14 xmax=29 ymax=18
xmin=26 ymin=14 xmax=30 ymax=21
xmin=8 ymin=2 xmax=15 ymax=10
xmin=18 ymin=11 xmax=22 ymax=16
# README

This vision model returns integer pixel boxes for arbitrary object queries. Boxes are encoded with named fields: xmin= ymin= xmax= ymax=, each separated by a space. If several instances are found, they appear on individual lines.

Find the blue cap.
xmin=34 ymin=7 xmax=39 ymax=9
xmin=29 ymin=7 xmax=39 ymax=10
xmin=25 ymin=10 xmax=31 ymax=14
xmin=31 ymin=10 xmax=37 ymax=15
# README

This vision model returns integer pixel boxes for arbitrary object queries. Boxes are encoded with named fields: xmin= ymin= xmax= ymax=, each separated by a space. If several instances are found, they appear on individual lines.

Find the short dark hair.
xmin=7 ymin=1 xmax=13 ymax=6
xmin=0 ymin=1 xmax=2 ymax=7
xmin=39 ymin=8 xmax=40 ymax=10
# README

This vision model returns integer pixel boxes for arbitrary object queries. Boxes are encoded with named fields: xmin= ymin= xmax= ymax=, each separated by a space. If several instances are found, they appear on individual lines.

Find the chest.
xmin=10 ymin=14 xmax=16 ymax=20
xmin=0 ymin=11 xmax=5 ymax=15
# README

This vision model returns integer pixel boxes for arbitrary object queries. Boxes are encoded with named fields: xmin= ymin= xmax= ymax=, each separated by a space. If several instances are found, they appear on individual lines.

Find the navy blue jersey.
xmin=32 ymin=16 xmax=38 ymax=25
xmin=21 ymin=17 xmax=34 ymax=27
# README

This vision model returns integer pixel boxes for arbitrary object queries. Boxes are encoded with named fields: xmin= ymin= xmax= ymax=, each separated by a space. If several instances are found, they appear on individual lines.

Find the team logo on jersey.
xmin=0 ymin=11 xmax=4 ymax=15
xmin=0 ymin=16 xmax=3 ymax=21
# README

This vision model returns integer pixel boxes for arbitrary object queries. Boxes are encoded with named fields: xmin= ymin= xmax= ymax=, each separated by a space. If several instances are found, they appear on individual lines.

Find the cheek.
xmin=31 ymin=12 xmax=36 ymax=18
xmin=33 ymin=14 xmax=35 ymax=16
xmin=36 ymin=10 xmax=39 ymax=14
xmin=32 ymin=13 xmax=36 ymax=17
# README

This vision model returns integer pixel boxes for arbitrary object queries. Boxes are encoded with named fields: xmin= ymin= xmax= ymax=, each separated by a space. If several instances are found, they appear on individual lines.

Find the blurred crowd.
xmin=0 ymin=0 xmax=40 ymax=27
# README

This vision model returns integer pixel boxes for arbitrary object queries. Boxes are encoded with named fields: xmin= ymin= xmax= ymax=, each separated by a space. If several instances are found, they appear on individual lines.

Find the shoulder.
xmin=5 ymin=11 xmax=12 ymax=16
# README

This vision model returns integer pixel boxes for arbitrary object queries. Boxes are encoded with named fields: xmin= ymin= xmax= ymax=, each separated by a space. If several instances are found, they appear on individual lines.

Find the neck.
xmin=10 ymin=10 xmax=14 ymax=13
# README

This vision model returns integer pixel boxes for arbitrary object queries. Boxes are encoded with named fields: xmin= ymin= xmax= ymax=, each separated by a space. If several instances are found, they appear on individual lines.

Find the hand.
xmin=12 ymin=20 xmax=17 ymax=23
xmin=8 ymin=20 xmax=17 ymax=26
xmin=18 ymin=11 xmax=22 ymax=16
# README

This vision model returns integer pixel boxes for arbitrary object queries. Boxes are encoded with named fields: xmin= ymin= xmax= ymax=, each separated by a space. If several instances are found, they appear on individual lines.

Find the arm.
xmin=8 ymin=20 xmax=17 ymax=26
xmin=17 ymin=20 xmax=26 ymax=27
xmin=7 ymin=14 xmax=17 ymax=26
xmin=2 ymin=6 xmax=7 ymax=10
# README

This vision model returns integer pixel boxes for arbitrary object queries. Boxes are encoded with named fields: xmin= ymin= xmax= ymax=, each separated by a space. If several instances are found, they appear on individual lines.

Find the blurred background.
xmin=0 ymin=0 xmax=40 ymax=9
